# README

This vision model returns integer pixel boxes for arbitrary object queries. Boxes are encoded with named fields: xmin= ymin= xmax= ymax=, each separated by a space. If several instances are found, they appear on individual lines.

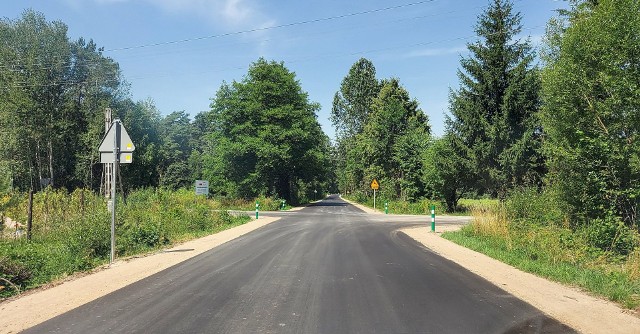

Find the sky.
xmin=1 ymin=0 xmax=568 ymax=140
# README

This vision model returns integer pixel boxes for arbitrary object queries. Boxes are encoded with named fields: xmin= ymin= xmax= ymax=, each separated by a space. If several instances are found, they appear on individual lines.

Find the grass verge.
xmin=343 ymin=195 xmax=494 ymax=215
xmin=442 ymin=208 xmax=640 ymax=310
xmin=0 ymin=188 xmax=252 ymax=300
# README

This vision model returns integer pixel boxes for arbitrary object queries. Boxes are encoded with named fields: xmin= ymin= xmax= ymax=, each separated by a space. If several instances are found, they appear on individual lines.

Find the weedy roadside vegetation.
xmin=0 ymin=188 xmax=253 ymax=299
xmin=443 ymin=188 xmax=640 ymax=310
xmin=345 ymin=193 xmax=497 ymax=216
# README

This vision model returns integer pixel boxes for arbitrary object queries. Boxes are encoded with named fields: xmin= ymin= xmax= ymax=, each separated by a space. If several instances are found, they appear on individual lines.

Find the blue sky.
xmin=2 ymin=0 xmax=567 ymax=140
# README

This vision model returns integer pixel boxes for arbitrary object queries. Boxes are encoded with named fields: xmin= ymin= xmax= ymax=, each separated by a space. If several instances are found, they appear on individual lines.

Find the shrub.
xmin=581 ymin=217 xmax=637 ymax=256
xmin=129 ymin=223 xmax=167 ymax=248
xmin=0 ymin=256 xmax=32 ymax=295
xmin=505 ymin=187 xmax=566 ymax=226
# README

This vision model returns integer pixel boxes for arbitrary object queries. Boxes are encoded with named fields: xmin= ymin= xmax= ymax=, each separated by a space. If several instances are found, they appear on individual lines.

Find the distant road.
xmin=25 ymin=195 xmax=573 ymax=333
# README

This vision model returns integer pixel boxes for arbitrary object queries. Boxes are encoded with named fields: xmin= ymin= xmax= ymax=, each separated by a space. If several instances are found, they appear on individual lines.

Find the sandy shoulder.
xmin=0 ymin=216 xmax=279 ymax=334
xmin=340 ymin=196 xmax=382 ymax=214
xmin=401 ymin=226 xmax=640 ymax=334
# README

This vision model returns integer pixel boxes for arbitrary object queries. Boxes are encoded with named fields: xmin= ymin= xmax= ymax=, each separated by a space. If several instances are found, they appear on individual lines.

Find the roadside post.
xmin=384 ymin=202 xmax=388 ymax=214
xmin=371 ymin=179 xmax=379 ymax=210
xmin=98 ymin=118 xmax=135 ymax=264
xmin=281 ymin=200 xmax=286 ymax=211
xmin=255 ymin=201 xmax=260 ymax=219
xmin=431 ymin=205 xmax=436 ymax=232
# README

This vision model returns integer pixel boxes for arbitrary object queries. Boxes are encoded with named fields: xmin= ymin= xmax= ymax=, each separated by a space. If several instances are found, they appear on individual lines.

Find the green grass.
xmin=211 ymin=196 xmax=294 ymax=211
xmin=0 ymin=188 xmax=251 ymax=299
xmin=344 ymin=195 xmax=495 ymax=216
xmin=442 ymin=224 xmax=640 ymax=310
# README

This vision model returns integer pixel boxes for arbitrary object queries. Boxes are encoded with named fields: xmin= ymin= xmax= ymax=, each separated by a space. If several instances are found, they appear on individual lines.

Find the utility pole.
xmin=103 ymin=108 xmax=112 ymax=198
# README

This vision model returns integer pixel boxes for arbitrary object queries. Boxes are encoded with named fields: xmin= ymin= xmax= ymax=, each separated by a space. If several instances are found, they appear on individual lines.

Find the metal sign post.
xmin=111 ymin=121 xmax=119 ymax=264
xmin=371 ymin=179 xmax=379 ymax=210
xmin=98 ymin=118 xmax=135 ymax=264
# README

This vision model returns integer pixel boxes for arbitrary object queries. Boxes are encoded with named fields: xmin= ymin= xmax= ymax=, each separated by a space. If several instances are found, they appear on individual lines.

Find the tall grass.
xmin=0 ymin=188 xmax=251 ymax=299
xmin=443 ymin=189 xmax=640 ymax=310
xmin=345 ymin=193 xmax=496 ymax=215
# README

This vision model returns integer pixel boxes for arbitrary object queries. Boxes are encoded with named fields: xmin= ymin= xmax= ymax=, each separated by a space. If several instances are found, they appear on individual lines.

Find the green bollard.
xmin=430 ymin=205 xmax=436 ymax=232
xmin=255 ymin=201 xmax=260 ymax=219
xmin=384 ymin=202 xmax=388 ymax=214
xmin=281 ymin=200 xmax=286 ymax=211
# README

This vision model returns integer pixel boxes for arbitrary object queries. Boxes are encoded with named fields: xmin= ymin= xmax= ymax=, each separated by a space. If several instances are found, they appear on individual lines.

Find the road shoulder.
xmin=0 ymin=216 xmax=280 ymax=334
xmin=339 ymin=196 xmax=382 ymax=214
xmin=401 ymin=226 xmax=640 ymax=334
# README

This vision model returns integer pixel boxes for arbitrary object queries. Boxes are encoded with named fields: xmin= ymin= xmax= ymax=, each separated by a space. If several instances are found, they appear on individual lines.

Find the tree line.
xmin=2 ymin=0 xmax=639 ymax=234
xmin=333 ymin=0 xmax=639 ymax=238
xmin=0 ymin=10 xmax=332 ymax=204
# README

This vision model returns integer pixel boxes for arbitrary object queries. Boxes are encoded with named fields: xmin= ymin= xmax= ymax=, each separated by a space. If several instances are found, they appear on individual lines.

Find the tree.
xmin=202 ymin=58 xmax=331 ymax=203
xmin=541 ymin=0 xmax=640 ymax=227
xmin=447 ymin=0 xmax=543 ymax=198
xmin=331 ymin=58 xmax=381 ymax=194
xmin=0 ymin=10 xmax=122 ymax=191
xmin=118 ymin=99 xmax=162 ymax=190
xmin=158 ymin=111 xmax=195 ymax=189
xmin=356 ymin=79 xmax=431 ymax=200
xmin=423 ymin=136 xmax=471 ymax=212
xmin=331 ymin=58 xmax=380 ymax=139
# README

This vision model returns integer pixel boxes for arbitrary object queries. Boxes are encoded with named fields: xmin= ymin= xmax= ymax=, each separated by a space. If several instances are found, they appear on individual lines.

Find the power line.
xmin=0 ymin=1 xmax=439 ymax=71
xmin=105 ymin=0 xmax=438 ymax=52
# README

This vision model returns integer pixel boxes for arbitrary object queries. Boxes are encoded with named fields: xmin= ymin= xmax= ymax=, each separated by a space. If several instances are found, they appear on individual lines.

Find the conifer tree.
xmin=447 ymin=0 xmax=542 ymax=198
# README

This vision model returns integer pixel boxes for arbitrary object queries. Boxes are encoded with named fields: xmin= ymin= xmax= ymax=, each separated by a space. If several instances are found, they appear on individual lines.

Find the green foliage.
xmin=445 ymin=192 xmax=640 ymax=310
xmin=541 ymin=0 xmax=640 ymax=228
xmin=332 ymin=60 xmax=432 ymax=200
xmin=444 ymin=227 xmax=640 ymax=309
xmin=200 ymin=58 xmax=332 ymax=204
xmin=504 ymin=187 xmax=567 ymax=226
xmin=446 ymin=0 xmax=543 ymax=198
xmin=346 ymin=194 xmax=493 ymax=215
xmin=581 ymin=217 xmax=637 ymax=256
xmin=0 ymin=10 xmax=123 ymax=191
xmin=0 ymin=189 xmax=250 ymax=298
xmin=423 ymin=136 xmax=472 ymax=212
xmin=331 ymin=58 xmax=381 ymax=139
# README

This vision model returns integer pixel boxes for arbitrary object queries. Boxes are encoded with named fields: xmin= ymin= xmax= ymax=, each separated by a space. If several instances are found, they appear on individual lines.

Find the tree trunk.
xmin=48 ymin=139 xmax=54 ymax=188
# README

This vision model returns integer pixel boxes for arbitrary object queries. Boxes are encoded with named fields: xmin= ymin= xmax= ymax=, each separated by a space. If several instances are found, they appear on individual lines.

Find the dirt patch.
xmin=401 ymin=226 xmax=640 ymax=334
xmin=0 ymin=216 xmax=280 ymax=334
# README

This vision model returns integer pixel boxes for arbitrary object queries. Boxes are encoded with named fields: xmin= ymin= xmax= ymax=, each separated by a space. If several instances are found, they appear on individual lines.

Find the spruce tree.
xmin=447 ymin=0 xmax=542 ymax=198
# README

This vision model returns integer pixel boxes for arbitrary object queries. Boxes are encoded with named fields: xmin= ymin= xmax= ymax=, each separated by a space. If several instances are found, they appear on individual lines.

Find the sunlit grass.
xmin=443 ymin=204 xmax=640 ymax=310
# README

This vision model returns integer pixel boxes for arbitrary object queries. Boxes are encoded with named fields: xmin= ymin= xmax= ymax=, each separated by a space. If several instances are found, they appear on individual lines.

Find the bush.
xmin=0 ymin=188 xmax=251 ymax=299
xmin=0 ymin=256 xmax=32 ymax=295
xmin=129 ymin=223 xmax=166 ymax=248
xmin=581 ymin=217 xmax=637 ymax=256
xmin=502 ymin=188 xmax=567 ymax=226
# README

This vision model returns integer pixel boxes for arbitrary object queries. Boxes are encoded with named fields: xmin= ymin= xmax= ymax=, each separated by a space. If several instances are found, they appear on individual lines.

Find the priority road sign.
xmin=98 ymin=121 xmax=135 ymax=153
xmin=100 ymin=152 xmax=133 ymax=164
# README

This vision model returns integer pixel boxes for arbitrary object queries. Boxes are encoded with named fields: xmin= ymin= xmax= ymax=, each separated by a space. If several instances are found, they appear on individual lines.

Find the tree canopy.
xmin=201 ymin=58 xmax=332 ymax=203
xmin=446 ymin=0 xmax=543 ymax=199
xmin=541 ymin=0 xmax=640 ymax=227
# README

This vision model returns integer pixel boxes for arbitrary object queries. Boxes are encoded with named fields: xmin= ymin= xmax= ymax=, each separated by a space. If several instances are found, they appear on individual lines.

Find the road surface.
xmin=25 ymin=195 xmax=574 ymax=333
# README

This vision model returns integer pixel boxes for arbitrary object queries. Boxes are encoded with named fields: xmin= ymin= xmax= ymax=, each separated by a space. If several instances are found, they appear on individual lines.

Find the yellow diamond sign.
xmin=370 ymin=179 xmax=379 ymax=190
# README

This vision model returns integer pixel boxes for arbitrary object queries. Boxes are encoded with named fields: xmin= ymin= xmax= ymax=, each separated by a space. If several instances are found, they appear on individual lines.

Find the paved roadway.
xmin=25 ymin=195 xmax=574 ymax=333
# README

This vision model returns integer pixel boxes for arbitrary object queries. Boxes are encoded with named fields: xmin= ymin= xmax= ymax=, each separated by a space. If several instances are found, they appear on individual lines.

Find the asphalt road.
xmin=25 ymin=195 xmax=574 ymax=333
